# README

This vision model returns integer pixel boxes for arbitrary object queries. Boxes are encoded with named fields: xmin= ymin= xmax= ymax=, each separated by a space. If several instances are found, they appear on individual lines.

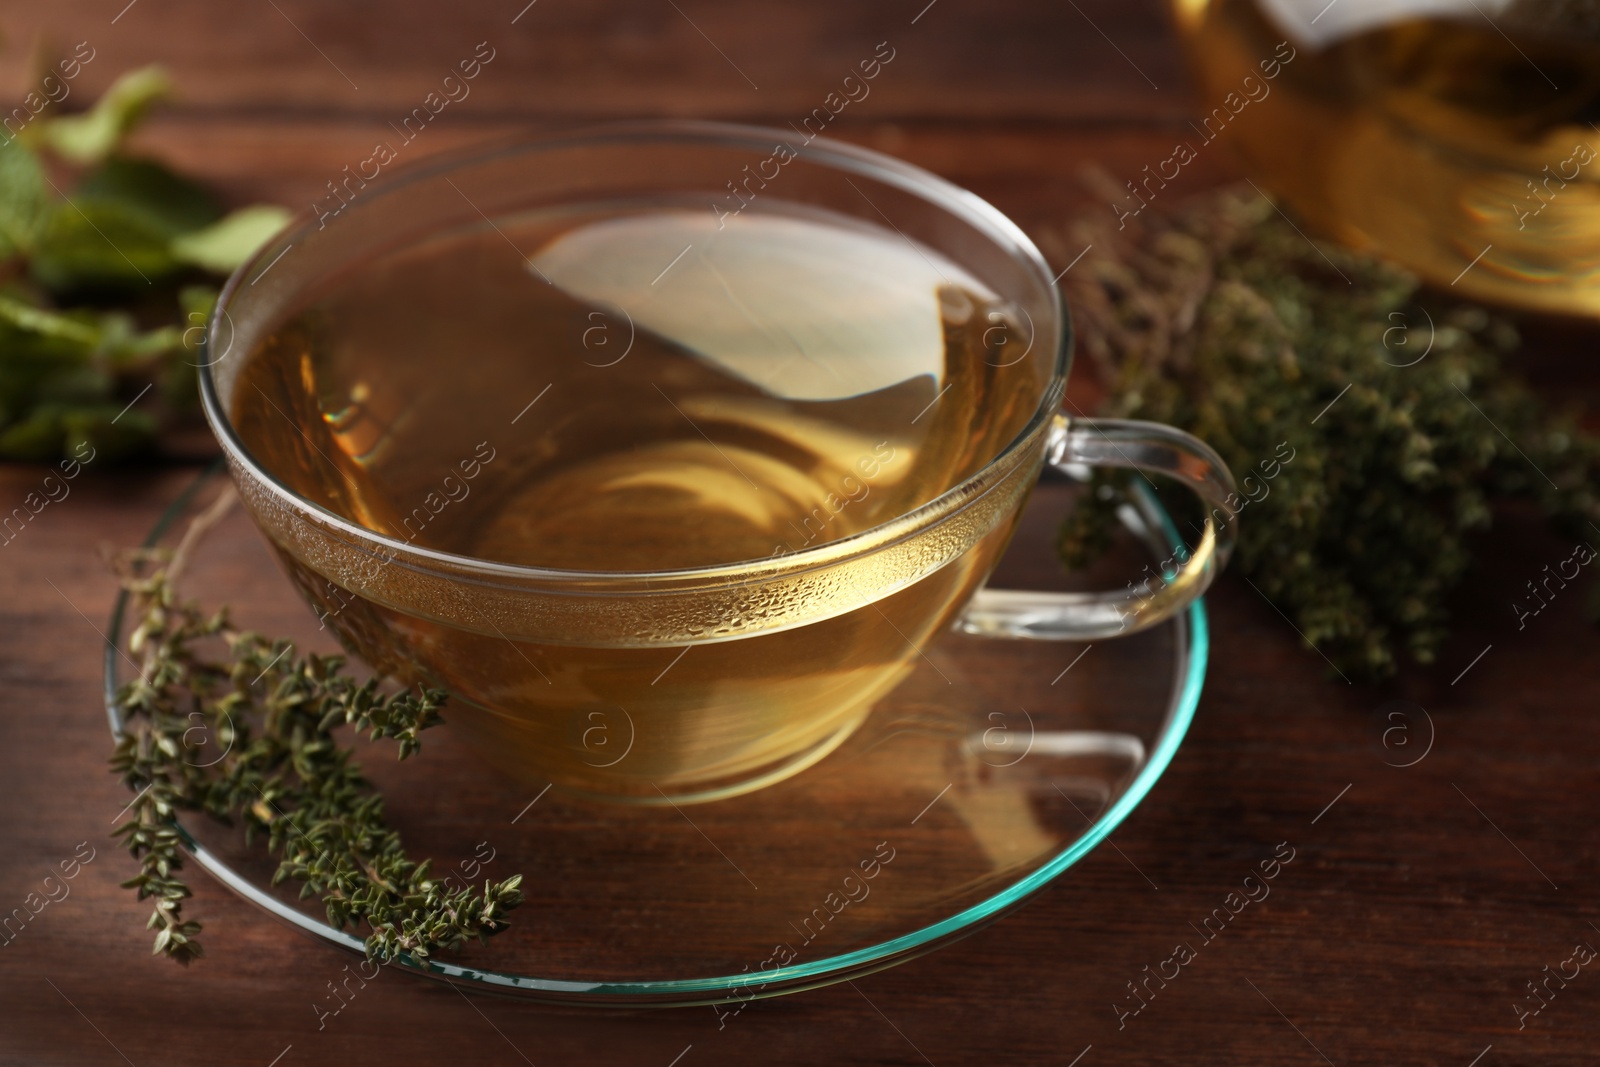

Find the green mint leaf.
xmin=29 ymin=198 xmax=178 ymax=295
xmin=0 ymin=292 xmax=101 ymax=347
xmin=76 ymin=156 xmax=222 ymax=237
xmin=0 ymin=404 xmax=65 ymax=459
xmin=170 ymin=204 xmax=292 ymax=274
xmin=62 ymin=404 xmax=157 ymax=460
xmin=0 ymin=401 xmax=154 ymax=461
xmin=40 ymin=66 xmax=172 ymax=166
xmin=94 ymin=309 xmax=185 ymax=367
xmin=0 ymin=140 xmax=49 ymax=258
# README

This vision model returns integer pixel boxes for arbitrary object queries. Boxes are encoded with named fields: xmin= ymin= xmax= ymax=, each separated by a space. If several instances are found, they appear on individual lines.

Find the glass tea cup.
xmin=201 ymin=122 xmax=1238 ymax=804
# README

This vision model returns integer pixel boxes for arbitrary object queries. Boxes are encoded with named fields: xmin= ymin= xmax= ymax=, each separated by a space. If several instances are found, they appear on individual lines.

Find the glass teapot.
xmin=1171 ymin=0 xmax=1600 ymax=316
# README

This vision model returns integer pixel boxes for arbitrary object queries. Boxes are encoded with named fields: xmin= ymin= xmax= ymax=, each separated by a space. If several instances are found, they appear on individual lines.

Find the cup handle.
xmin=958 ymin=413 xmax=1238 ymax=641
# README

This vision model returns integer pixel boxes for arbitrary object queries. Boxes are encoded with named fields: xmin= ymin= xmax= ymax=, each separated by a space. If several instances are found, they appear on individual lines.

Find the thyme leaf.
xmin=108 ymin=492 xmax=525 ymax=963
xmin=1056 ymin=180 xmax=1600 ymax=679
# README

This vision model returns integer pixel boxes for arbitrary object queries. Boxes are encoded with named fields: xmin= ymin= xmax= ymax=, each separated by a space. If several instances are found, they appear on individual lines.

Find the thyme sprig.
xmin=108 ymin=491 xmax=524 ymax=963
xmin=1055 ymin=179 xmax=1600 ymax=679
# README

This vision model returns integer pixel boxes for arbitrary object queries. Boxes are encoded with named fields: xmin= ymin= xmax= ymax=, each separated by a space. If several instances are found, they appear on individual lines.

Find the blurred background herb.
xmin=1055 ymin=179 xmax=1600 ymax=680
xmin=0 ymin=58 xmax=288 ymax=462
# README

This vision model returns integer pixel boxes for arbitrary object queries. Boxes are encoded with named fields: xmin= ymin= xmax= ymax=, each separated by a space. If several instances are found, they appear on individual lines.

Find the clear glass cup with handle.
xmin=202 ymin=121 xmax=1238 ymax=804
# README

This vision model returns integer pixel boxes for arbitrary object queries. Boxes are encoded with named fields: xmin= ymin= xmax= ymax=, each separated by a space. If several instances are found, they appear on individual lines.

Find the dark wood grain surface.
xmin=3 ymin=2 xmax=1598 ymax=1064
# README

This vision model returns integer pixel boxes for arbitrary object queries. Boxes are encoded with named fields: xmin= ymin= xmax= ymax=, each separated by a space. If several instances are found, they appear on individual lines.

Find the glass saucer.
xmin=104 ymin=465 xmax=1206 ymax=1007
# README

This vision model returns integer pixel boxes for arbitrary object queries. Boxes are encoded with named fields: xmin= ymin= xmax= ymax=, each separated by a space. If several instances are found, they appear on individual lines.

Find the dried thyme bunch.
xmin=1055 ymin=181 xmax=1600 ymax=679
xmin=109 ymin=494 xmax=524 ymax=963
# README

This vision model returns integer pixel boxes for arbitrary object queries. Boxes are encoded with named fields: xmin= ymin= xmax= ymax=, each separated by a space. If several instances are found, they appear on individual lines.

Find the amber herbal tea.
xmin=230 ymin=205 xmax=1042 ymax=800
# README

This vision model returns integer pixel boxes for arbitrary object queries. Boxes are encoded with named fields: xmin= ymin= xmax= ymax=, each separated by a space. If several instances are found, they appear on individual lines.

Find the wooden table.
xmin=3 ymin=2 xmax=1597 ymax=1063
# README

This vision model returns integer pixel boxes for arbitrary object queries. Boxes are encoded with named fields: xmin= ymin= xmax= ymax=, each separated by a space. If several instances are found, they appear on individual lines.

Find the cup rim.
xmin=200 ymin=119 xmax=1071 ymax=586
